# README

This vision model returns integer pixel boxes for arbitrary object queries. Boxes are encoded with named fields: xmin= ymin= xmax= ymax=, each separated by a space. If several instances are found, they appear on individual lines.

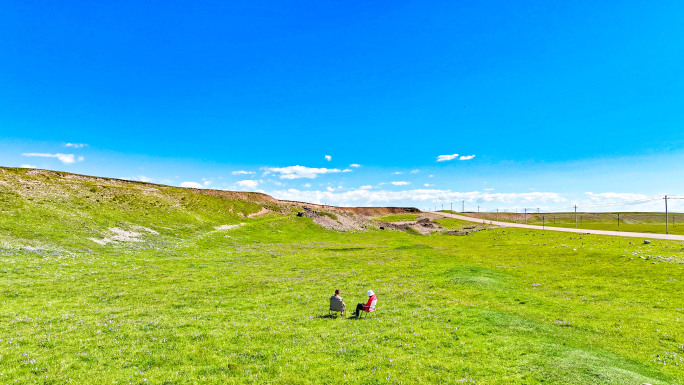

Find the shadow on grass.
xmin=314 ymin=314 xmax=346 ymax=319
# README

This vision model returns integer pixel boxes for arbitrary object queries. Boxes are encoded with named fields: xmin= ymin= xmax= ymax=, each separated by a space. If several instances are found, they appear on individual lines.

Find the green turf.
xmin=1 ymin=168 xmax=683 ymax=384
xmin=372 ymin=213 xmax=420 ymax=222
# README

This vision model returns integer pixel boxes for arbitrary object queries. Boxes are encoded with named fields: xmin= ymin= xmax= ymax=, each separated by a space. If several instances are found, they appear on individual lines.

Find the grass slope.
xmin=1 ymin=168 xmax=683 ymax=384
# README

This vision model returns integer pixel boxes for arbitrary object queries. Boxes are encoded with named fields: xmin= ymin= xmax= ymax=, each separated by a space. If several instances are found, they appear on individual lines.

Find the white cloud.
xmin=391 ymin=181 xmax=410 ymax=186
xmin=483 ymin=188 xmax=495 ymax=191
xmin=349 ymin=164 xmax=361 ymax=168
xmin=410 ymin=169 xmax=420 ymax=174
xmin=303 ymin=183 xmax=311 ymax=188
xmin=138 ymin=176 xmax=153 ymax=183
xmin=460 ymin=155 xmax=476 ymax=160
xmin=325 ymin=155 xmax=332 ymax=161
xmin=581 ymin=192 xmax=658 ymax=209
xmin=428 ymin=175 xmax=434 ymax=178
xmin=237 ymin=180 xmax=260 ymax=188
xmin=424 ymin=183 xmax=433 ymax=187
xmin=65 ymin=143 xmax=87 ymax=148
xmin=263 ymin=165 xmax=344 ymax=179
xmin=327 ymin=186 xmax=335 ymax=192
xmin=269 ymin=188 xmax=567 ymax=208
xmin=392 ymin=171 xmax=403 ymax=175
xmin=437 ymin=154 xmax=459 ymax=162
xmin=232 ymin=170 xmax=255 ymax=175
xmin=203 ymin=181 xmax=212 ymax=187
xmin=181 ymin=182 xmax=203 ymax=188
xmin=266 ymin=187 xmax=675 ymax=212
xmin=22 ymin=153 xmax=82 ymax=164
xmin=21 ymin=164 xmax=37 ymax=169
xmin=585 ymin=192 xmax=649 ymax=201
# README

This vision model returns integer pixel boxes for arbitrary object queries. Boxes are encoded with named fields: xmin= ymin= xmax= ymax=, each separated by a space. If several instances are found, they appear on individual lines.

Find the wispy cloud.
xmin=577 ymin=192 xmax=670 ymax=212
xmin=410 ymin=169 xmax=420 ymax=174
xmin=391 ymin=171 xmax=403 ymax=175
xmin=65 ymin=143 xmax=87 ymax=149
xmin=263 ymin=165 xmax=344 ymax=179
xmin=349 ymin=164 xmax=361 ymax=168
xmin=437 ymin=154 xmax=459 ymax=162
xmin=424 ymin=183 xmax=433 ymax=187
xmin=325 ymin=155 xmax=332 ymax=161
xmin=180 ymin=182 xmax=203 ymax=188
xmin=22 ymin=153 xmax=83 ymax=164
xmin=460 ymin=155 xmax=476 ymax=160
xmin=20 ymin=164 xmax=37 ymax=169
xmin=359 ymin=185 xmax=373 ymax=190
xmin=391 ymin=181 xmax=410 ymax=186
xmin=236 ymin=180 xmax=260 ymax=188
xmin=269 ymin=188 xmax=566 ymax=208
xmin=232 ymin=170 xmax=255 ymax=175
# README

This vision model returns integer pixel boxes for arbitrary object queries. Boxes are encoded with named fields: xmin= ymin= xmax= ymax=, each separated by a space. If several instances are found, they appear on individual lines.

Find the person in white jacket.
xmin=352 ymin=290 xmax=377 ymax=317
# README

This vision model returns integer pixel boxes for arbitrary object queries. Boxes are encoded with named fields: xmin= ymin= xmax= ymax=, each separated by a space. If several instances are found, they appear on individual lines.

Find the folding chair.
xmin=358 ymin=307 xmax=376 ymax=319
xmin=329 ymin=297 xmax=346 ymax=317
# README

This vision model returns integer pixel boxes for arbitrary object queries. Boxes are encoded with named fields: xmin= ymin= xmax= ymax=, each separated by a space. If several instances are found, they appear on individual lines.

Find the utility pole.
xmin=496 ymin=208 xmax=499 ymax=221
xmin=462 ymin=200 xmax=464 ymax=213
xmin=478 ymin=205 xmax=480 ymax=213
xmin=665 ymin=195 xmax=669 ymax=234
xmin=617 ymin=213 xmax=620 ymax=228
xmin=574 ymin=205 xmax=578 ymax=229
xmin=524 ymin=208 xmax=527 ymax=224
xmin=450 ymin=202 xmax=453 ymax=213
xmin=442 ymin=204 xmax=444 ymax=211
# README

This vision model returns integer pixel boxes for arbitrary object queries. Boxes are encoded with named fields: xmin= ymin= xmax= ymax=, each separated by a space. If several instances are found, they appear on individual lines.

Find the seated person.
xmin=352 ymin=290 xmax=377 ymax=316
xmin=329 ymin=289 xmax=346 ymax=315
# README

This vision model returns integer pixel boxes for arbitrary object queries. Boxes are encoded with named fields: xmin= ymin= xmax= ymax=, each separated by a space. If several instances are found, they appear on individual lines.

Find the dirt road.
xmin=435 ymin=212 xmax=684 ymax=241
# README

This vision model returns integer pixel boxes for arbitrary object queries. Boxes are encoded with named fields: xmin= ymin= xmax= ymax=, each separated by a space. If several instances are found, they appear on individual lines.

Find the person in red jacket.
xmin=352 ymin=290 xmax=377 ymax=317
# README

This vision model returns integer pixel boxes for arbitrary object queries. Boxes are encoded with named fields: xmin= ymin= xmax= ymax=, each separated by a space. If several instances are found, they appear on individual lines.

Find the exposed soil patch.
xmin=88 ymin=226 xmax=158 ymax=245
xmin=248 ymin=207 xmax=271 ymax=218
xmin=297 ymin=207 xmax=371 ymax=231
xmin=375 ymin=216 xmax=448 ymax=234
xmin=215 ymin=223 xmax=246 ymax=230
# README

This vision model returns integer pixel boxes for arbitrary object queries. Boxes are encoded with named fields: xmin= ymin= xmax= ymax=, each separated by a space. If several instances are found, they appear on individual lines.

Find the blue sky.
xmin=2 ymin=1 xmax=684 ymax=212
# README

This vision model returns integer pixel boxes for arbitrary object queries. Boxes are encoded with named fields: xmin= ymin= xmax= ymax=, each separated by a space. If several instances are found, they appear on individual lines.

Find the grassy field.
xmin=372 ymin=214 xmax=420 ymax=222
xmin=1 ymin=168 xmax=684 ymax=384
xmin=459 ymin=212 xmax=684 ymax=235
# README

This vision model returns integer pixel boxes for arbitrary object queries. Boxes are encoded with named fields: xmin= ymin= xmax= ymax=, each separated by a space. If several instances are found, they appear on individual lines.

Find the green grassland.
xmin=461 ymin=212 xmax=684 ymax=235
xmin=372 ymin=214 xmax=419 ymax=222
xmin=432 ymin=217 xmax=494 ymax=231
xmin=1 ymin=168 xmax=684 ymax=384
